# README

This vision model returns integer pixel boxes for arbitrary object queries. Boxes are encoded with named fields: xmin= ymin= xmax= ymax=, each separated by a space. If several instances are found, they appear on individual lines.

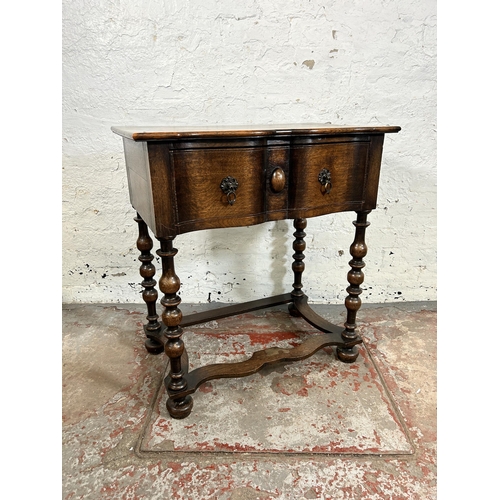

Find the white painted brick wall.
xmin=62 ymin=0 xmax=436 ymax=305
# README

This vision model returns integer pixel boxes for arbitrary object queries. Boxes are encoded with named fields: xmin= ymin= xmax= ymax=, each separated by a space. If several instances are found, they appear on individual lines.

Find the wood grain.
xmin=165 ymin=330 xmax=362 ymax=400
xmin=115 ymin=125 xmax=400 ymax=238
xmin=117 ymin=124 xmax=400 ymax=418
xmin=112 ymin=124 xmax=401 ymax=141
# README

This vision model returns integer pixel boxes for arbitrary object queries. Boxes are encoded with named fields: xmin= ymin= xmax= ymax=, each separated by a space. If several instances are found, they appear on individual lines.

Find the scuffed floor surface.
xmin=62 ymin=301 xmax=436 ymax=499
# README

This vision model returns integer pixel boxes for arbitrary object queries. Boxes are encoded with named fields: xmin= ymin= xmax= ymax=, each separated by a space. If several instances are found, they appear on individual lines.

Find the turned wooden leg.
xmin=337 ymin=210 xmax=370 ymax=363
xmin=135 ymin=213 xmax=163 ymax=354
xmin=289 ymin=218 xmax=307 ymax=317
xmin=158 ymin=238 xmax=193 ymax=419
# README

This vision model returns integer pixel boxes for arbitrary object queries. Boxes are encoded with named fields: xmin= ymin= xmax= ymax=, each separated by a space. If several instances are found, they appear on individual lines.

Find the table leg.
xmin=157 ymin=238 xmax=193 ymax=419
xmin=134 ymin=213 xmax=163 ymax=354
xmin=337 ymin=210 xmax=370 ymax=363
xmin=288 ymin=218 xmax=307 ymax=317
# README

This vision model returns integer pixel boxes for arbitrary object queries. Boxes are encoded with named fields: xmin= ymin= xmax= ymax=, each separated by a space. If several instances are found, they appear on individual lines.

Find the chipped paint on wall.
xmin=62 ymin=0 xmax=436 ymax=304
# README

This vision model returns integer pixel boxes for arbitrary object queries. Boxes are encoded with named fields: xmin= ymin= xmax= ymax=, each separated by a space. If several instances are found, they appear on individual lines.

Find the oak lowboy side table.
xmin=112 ymin=124 xmax=400 ymax=419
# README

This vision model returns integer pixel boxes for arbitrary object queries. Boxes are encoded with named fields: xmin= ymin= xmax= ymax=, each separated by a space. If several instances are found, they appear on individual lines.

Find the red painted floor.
xmin=62 ymin=301 xmax=436 ymax=499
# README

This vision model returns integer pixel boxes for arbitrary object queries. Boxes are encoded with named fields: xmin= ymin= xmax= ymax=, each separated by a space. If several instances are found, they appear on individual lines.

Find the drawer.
xmin=115 ymin=126 xmax=395 ymax=238
xmin=171 ymin=147 xmax=266 ymax=230
xmin=289 ymin=141 xmax=370 ymax=216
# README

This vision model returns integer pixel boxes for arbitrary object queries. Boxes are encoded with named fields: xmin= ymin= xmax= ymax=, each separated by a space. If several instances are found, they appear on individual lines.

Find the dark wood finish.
xmin=113 ymin=125 xmax=400 ymax=239
xmin=290 ymin=218 xmax=307 ymax=299
xmin=289 ymin=218 xmax=307 ymax=317
xmin=115 ymin=124 xmax=400 ymax=419
xmin=181 ymin=293 xmax=294 ymax=327
xmin=288 ymin=139 xmax=369 ymax=219
xmin=172 ymin=146 xmax=266 ymax=233
xmin=165 ymin=330 xmax=361 ymax=401
xmin=337 ymin=211 xmax=370 ymax=363
xmin=112 ymin=124 xmax=401 ymax=141
xmin=157 ymin=238 xmax=193 ymax=419
xmin=134 ymin=213 xmax=163 ymax=354
xmin=293 ymin=295 xmax=347 ymax=335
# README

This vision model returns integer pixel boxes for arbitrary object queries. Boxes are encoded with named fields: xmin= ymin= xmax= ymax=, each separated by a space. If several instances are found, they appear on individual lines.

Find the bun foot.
xmin=167 ymin=395 xmax=193 ymax=419
xmin=145 ymin=338 xmax=164 ymax=355
xmin=336 ymin=345 xmax=360 ymax=363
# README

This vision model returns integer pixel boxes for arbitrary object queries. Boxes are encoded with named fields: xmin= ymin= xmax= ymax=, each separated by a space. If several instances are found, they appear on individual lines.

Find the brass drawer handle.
xmin=220 ymin=176 xmax=239 ymax=205
xmin=318 ymin=168 xmax=332 ymax=194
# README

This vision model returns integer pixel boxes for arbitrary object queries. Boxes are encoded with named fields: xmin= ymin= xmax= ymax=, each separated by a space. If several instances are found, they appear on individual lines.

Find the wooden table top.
xmin=111 ymin=124 xmax=401 ymax=141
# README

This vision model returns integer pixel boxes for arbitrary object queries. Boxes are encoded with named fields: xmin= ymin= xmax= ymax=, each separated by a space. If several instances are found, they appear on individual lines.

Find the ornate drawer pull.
xmin=318 ymin=168 xmax=332 ymax=194
xmin=220 ymin=176 xmax=239 ymax=205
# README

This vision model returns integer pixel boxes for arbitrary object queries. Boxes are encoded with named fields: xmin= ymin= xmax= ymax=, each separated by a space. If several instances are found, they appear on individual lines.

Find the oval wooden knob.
xmin=270 ymin=167 xmax=286 ymax=193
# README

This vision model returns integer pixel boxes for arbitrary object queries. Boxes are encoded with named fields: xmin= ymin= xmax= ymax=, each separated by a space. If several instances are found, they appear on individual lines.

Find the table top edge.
xmin=111 ymin=124 xmax=401 ymax=141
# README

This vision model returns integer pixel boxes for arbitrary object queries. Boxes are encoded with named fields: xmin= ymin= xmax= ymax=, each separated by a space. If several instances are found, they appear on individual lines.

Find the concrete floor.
xmin=62 ymin=301 xmax=436 ymax=499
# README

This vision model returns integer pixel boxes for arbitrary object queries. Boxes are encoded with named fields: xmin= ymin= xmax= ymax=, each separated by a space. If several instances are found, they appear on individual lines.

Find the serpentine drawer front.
xmin=112 ymin=124 xmax=400 ymax=419
xmin=172 ymin=145 xmax=267 ymax=233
